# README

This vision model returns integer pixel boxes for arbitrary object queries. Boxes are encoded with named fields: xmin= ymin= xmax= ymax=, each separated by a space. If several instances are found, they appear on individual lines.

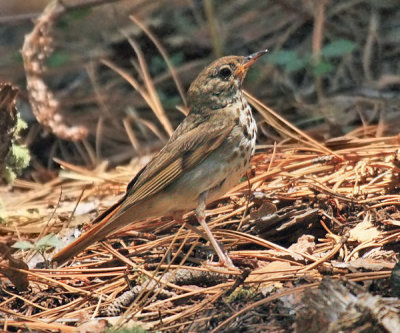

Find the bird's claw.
xmin=206 ymin=252 xmax=236 ymax=269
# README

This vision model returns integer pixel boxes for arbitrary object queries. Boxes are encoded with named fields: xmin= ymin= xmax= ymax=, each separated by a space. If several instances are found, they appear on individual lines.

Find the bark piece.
xmin=296 ymin=278 xmax=400 ymax=333
xmin=0 ymin=83 xmax=18 ymax=172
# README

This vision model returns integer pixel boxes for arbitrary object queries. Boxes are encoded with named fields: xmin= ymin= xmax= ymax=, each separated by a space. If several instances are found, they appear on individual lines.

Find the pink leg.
xmin=175 ymin=214 xmax=232 ymax=262
xmin=195 ymin=192 xmax=235 ymax=268
xmin=173 ymin=214 xmax=209 ymax=240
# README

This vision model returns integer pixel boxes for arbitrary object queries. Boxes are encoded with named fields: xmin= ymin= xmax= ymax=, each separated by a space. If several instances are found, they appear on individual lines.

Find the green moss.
xmin=4 ymin=143 xmax=30 ymax=182
xmin=15 ymin=116 xmax=27 ymax=132
xmin=225 ymin=286 xmax=255 ymax=303
xmin=10 ymin=144 xmax=30 ymax=169
xmin=1 ymin=116 xmax=30 ymax=183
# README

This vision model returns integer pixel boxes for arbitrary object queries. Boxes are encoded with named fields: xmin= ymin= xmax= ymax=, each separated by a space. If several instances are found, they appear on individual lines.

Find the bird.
xmin=52 ymin=50 xmax=268 ymax=267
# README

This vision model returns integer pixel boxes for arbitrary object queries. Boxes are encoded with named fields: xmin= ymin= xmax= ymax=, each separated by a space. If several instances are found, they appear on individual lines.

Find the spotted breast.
xmin=205 ymin=91 xmax=257 ymax=202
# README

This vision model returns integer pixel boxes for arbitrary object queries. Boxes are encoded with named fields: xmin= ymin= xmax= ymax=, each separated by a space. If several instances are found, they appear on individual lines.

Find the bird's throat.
xmin=189 ymin=87 xmax=242 ymax=114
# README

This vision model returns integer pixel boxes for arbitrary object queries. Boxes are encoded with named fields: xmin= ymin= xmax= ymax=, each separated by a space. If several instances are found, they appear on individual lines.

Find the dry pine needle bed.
xmin=1 ymin=0 xmax=400 ymax=331
xmin=1 ymin=126 xmax=400 ymax=332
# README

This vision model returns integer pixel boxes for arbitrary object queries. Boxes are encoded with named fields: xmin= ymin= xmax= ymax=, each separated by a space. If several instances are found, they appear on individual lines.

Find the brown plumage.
xmin=52 ymin=50 xmax=267 ymax=267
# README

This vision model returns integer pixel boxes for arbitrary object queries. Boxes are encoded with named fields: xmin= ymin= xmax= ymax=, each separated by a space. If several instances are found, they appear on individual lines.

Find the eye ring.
xmin=218 ymin=66 xmax=232 ymax=78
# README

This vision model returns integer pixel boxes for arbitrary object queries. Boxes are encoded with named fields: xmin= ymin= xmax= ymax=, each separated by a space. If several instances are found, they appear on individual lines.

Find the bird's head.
xmin=187 ymin=50 xmax=268 ymax=112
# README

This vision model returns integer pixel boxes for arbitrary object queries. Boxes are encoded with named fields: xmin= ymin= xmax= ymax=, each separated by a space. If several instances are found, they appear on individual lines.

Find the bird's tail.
xmin=52 ymin=197 xmax=125 ymax=266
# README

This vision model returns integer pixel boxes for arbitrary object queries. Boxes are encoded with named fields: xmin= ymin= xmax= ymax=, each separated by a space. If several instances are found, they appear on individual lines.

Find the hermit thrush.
xmin=53 ymin=50 xmax=268 ymax=267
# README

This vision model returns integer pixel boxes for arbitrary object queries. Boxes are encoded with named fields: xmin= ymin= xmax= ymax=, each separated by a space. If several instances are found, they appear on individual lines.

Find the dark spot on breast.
xmin=242 ymin=126 xmax=250 ymax=139
xmin=235 ymin=117 xmax=240 ymax=125
xmin=246 ymin=116 xmax=251 ymax=128
xmin=240 ymin=150 xmax=246 ymax=158
xmin=231 ymin=150 xmax=239 ymax=160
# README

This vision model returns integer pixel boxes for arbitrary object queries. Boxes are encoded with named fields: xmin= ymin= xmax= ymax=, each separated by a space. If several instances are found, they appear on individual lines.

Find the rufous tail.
xmin=52 ymin=198 xmax=124 ymax=266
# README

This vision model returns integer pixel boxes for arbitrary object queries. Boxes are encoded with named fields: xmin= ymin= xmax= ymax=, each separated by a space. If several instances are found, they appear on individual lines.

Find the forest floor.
xmin=1 ymin=1 xmax=400 ymax=332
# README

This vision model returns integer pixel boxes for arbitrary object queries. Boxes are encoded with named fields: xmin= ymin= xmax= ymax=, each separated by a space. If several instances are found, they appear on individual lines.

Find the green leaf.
xmin=322 ymin=39 xmax=357 ymax=58
xmin=36 ymin=234 xmax=55 ymax=247
xmin=58 ymin=8 xmax=92 ymax=28
xmin=12 ymin=241 xmax=34 ymax=250
xmin=45 ymin=236 xmax=64 ymax=249
xmin=36 ymin=234 xmax=63 ymax=249
xmin=46 ymin=51 xmax=70 ymax=68
xmin=11 ymin=52 xmax=23 ymax=64
xmin=285 ymin=57 xmax=308 ymax=72
xmin=266 ymin=50 xmax=297 ymax=65
xmin=312 ymin=61 xmax=334 ymax=76
xmin=66 ymin=8 xmax=91 ymax=21
xmin=170 ymin=52 xmax=184 ymax=66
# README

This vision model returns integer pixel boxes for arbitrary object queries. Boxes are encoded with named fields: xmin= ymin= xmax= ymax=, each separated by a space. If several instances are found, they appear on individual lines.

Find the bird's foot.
xmin=206 ymin=252 xmax=236 ymax=269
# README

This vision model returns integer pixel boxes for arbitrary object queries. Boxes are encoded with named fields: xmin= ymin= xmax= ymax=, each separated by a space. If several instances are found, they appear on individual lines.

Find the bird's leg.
xmin=173 ymin=214 xmax=207 ymax=239
xmin=184 ymin=222 xmax=209 ymax=240
xmin=195 ymin=191 xmax=235 ymax=268
xmin=173 ymin=214 xmax=230 ymax=255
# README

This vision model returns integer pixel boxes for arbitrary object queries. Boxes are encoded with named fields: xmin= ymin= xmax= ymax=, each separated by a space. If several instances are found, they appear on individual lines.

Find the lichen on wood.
xmin=0 ymin=83 xmax=30 ymax=184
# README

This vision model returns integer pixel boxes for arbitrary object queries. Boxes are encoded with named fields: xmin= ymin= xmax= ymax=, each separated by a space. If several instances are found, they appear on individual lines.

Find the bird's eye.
xmin=218 ymin=66 xmax=232 ymax=78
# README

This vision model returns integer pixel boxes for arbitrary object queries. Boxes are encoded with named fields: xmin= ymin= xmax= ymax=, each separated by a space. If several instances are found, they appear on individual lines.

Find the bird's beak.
xmin=235 ymin=49 xmax=268 ymax=79
xmin=243 ymin=49 xmax=269 ymax=69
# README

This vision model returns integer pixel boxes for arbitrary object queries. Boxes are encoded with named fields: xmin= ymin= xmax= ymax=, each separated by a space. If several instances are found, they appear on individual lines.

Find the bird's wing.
xmin=52 ymin=114 xmax=234 ymax=265
xmin=120 ymin=116 xmax=234 ymax=211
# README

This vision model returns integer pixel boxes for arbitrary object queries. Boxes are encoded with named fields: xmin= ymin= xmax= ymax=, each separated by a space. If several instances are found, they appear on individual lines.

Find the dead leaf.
xmin=349 ymin=213 xmax=380 ymax=243
xmin=250 ymin=201 xmax=277 ymax=220
xmin=247 ymin=260 xmax=292 ymax=284
xmin=77 ymin=319 xmax=108 ymax=333
xmin=288 ymin=235 xmax=316 ymax=260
